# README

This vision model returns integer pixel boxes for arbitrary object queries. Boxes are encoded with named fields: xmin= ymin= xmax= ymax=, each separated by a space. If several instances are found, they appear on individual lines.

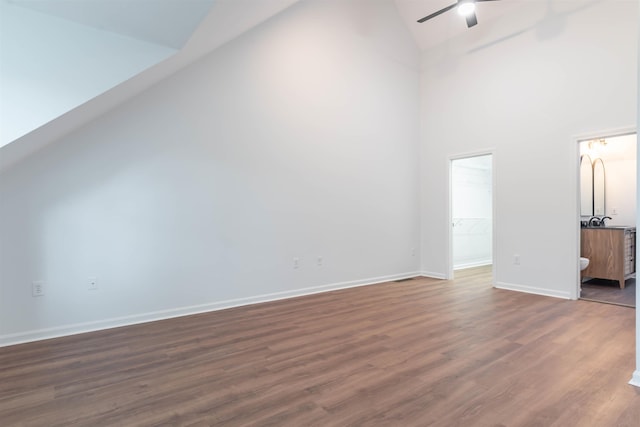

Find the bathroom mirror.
xmin=593 ymin=158 xmax=606 ymax=216
xmin=580 ymin=154 xmax=593 ymax=216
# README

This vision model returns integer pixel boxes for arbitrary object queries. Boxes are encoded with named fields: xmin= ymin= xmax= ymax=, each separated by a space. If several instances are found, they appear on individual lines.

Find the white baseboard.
xmin=630 ymin=371 xmax=640 ymax=388
xmin=453 ymin=260 xmax=492 ymax=270
xmin=494 ymin=281 xmax=571 ymax=300
xmin=0 ymin=271 xmax=420 ymax=348
xmin=420 ymin=271 xmax=447 ymax=280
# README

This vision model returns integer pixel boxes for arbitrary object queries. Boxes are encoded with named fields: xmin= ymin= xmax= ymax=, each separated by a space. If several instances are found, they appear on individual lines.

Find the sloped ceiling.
xmin=0 ymin=0 xmax=536 ymax=170
xmin=0 ymin=0 xmax=301 ymax=170
xmin=2 ymin=0 xmax=217 ymax=149
xmin=394 ymin=0 xmax=520 ymax=51
xmin=7 ymin=0 xmax=215 ymax=49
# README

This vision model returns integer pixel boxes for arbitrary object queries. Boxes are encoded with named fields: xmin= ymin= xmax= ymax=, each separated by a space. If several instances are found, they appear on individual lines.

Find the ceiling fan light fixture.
xmin=417 ymin=0 xmax=498 ymax=26
xmin=457 ymin=1 xmax=476 ymax=17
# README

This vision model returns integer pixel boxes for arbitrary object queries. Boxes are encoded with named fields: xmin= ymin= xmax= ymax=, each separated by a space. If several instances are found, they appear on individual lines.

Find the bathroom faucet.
xmin=600 ymin=216 xmax=612 ymax=226
xmin=588 ymin=216 xmax=600 ymax=227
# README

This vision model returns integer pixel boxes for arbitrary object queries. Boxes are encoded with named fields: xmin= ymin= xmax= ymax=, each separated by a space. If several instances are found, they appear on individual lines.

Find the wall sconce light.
xmin=588 ymin=138 xmax=607 ymax=150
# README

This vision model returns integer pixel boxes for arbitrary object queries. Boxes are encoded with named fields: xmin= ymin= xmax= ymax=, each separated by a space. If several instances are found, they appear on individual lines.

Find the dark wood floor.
xmin=1 ymin=266 xmax=638 ymax=426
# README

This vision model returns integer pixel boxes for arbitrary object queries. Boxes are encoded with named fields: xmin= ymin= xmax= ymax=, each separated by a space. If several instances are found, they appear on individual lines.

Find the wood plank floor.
xmin=1 ymin=266 xmax=638 ymax=426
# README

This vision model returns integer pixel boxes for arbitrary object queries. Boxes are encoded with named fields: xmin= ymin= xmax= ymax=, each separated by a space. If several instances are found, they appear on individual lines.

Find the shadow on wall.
xmin=467 ymin=0 xmax=602 ymax=54
xmin=429 ymin=0 xmax=603 ymax=79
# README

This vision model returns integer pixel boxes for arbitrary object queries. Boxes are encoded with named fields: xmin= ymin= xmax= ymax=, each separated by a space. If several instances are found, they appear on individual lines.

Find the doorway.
xmin=577 ymin=131 xmax=637 ymax=307
xmin=449 ymin=153 xmax=494 ymax=280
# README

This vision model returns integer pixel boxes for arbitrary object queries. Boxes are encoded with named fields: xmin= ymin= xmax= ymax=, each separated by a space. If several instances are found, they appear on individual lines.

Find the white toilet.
xmin=580 ymin=257 xmax=590 ymax=271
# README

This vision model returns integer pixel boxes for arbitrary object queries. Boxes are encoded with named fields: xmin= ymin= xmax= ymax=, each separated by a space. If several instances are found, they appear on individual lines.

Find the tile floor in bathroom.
xmin=580 ymin=276 xmax=636 ymax=307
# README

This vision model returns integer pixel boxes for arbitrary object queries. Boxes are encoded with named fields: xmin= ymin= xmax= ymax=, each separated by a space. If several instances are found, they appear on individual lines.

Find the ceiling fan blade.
xmin=465 ymin=12 xmax=478 ymax=27
xmin=417 ymin=3 xmax=457 ymax=23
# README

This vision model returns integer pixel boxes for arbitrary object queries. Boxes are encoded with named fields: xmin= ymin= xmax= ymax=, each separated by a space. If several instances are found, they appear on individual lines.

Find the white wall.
xmin=420 ymin=0 xmax=637 ymax=297
xmin=0 ymin=0 xmax=177 ymax=147
xmin=0 ymin=0 xmax=420 ymax=344
xmin=452 ymin=156 xmax=492 ymax=269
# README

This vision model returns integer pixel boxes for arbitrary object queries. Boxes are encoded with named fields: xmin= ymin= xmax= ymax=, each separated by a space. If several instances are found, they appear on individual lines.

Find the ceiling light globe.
xmin=457 ymin=2 xmax=476 ymax=17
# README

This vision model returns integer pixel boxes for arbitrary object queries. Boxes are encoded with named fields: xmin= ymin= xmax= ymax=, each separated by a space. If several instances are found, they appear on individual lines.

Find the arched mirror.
xmin=580 ymin=154 xmax=593 ymax=216
xmin=593 ymin=158 xmax=606 ymax=216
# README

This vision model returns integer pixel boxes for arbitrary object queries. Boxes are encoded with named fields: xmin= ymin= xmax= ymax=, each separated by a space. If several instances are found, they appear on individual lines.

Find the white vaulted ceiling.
xmin=4 ymin=0 xmax=303 ymax=56
xmin=1 ymin=0 xmax=216 ymax=149
xmin=393 ymin=0 xmax=605 ymax=52
xmin=0 ymin=0 xmax=300 ymax=168
xmin=1 ymin=0 xmax=517 ymax=158
xmin=1 ymin=0 xmax=589 ymax=169
xmin=7 ymin=0 xmax=215 ymax=49
xmin=394 ymin=0 xmax=520 ymax=50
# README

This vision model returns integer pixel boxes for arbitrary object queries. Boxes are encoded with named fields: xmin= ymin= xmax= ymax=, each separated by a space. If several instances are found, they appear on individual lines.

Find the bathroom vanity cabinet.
xmin=581 ymin=227 xmax=636 ymax=289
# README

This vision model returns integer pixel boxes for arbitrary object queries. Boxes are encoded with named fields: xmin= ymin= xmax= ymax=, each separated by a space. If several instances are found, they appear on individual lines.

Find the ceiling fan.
xmin=417 ymin=0 xmax=500 ymax=28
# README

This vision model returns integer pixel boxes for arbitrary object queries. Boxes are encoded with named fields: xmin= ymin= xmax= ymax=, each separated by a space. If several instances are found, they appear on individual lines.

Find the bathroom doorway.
xmin=449 ymin=153 xmax=494 ymax=280
xmin=577 ymin=131 xmax=637 ymax=307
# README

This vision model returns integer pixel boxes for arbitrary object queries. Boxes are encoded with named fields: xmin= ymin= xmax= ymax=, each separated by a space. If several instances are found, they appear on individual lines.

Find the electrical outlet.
xmin=514 ymin=254 xmax=520 ymax=265
xmin=293 ymin=258 xmax=300 ymax=269
xmin=317 ymin=256 xmax=323 ymax=267
xmin=411 ymin=247 xmax=416 ymax=257
xmin=88 ymin=277 xmax=98 ymax=290
xmin=32 ymin=281 xmax=45 ymax=297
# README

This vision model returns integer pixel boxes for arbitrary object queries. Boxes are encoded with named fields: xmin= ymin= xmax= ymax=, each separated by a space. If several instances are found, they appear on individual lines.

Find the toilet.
xmin=580 ymin=257 xmax=590 ymax=271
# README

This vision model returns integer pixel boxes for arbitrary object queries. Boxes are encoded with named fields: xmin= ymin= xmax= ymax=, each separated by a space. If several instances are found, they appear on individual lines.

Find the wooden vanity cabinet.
xmin=581 ymin=227 xmax=636 ymax=289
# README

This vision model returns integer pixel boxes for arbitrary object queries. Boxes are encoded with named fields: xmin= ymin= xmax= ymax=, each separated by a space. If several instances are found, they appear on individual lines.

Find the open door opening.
xmin=450 ymin=153 xmax=494 ymax=281
xmin=578 ymin=132 xmax=637 ymax=307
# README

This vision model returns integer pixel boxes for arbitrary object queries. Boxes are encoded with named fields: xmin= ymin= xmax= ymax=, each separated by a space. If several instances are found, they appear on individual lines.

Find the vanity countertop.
xmin=582 ymin=226 xmax=636 ymax=231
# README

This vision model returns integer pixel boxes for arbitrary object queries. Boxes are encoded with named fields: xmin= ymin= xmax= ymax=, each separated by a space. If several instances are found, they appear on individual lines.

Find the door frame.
xmin=572 ymin=126 xmax=636 ymax=300
xmin=447 ymin=149 xmax=497 ymax=284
